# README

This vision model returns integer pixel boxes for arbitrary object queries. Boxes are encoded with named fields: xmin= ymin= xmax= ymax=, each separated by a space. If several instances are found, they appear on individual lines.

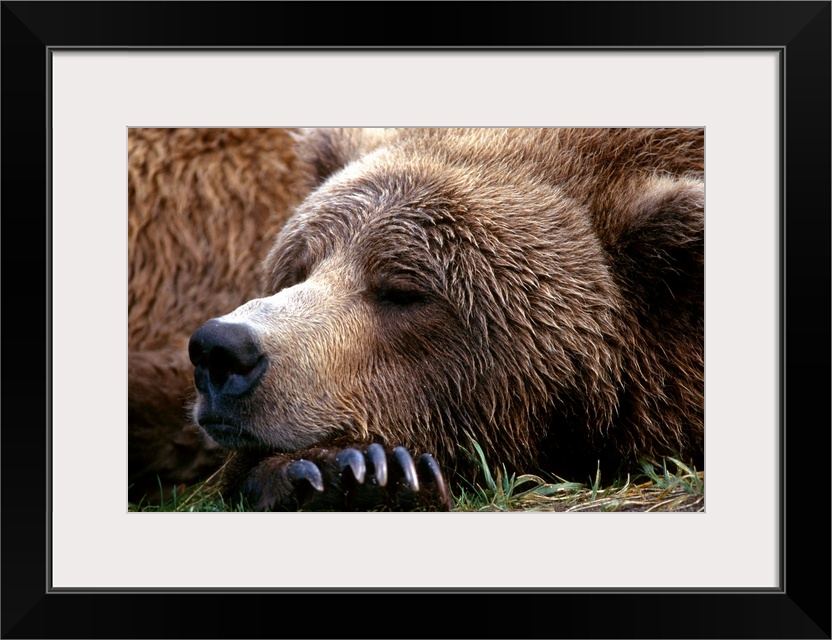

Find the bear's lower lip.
xmin=199 ymin=420 xmax=261 ymax=448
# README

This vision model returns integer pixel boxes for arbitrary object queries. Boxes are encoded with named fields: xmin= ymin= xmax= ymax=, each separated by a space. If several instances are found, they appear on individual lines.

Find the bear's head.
xmin=189 ymin=128 xmax=704 ymax=480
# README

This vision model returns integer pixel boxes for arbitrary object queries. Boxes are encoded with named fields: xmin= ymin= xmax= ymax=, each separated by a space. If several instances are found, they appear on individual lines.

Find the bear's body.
xmin=186 ymin=128 xmax=704 ymax=511
xmin=128 ymin=128 xmax=309 ymax=502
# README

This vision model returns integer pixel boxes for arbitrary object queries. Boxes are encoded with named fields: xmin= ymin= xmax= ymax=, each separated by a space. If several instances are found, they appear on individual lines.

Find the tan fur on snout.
xmin=201 ymin=262 xmax=375 ymax=451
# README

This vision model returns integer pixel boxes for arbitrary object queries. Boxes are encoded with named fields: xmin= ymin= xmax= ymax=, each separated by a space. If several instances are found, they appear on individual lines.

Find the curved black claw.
xmin=388 ymin=446 xmax=421 ymax=510
xmin=335 ymin=448 xmax=366 ymax=483
xmin=286 ymin=459 xmax=325 ymax=507
xmin=416 ymin=453 xmax=451 ymax=510
xmin=390 ymin=446 xmax=420 ymax=491
xmin=364 ymin=443 xmax=388 ymax=487
xmin=287 ymin=459 xmax=324 ymax=492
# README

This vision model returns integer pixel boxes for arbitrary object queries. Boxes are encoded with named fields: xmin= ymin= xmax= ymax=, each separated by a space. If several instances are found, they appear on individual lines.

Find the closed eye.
xmin=374 ymin=285 xmax=429 ymax=308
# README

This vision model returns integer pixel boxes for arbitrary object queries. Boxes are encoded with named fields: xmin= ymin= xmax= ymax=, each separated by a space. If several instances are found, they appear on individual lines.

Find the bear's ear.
xmin=292 ymin=128 xmax=392 ymax=187
xmin=605 ymin=175 xmax=704 ymax=307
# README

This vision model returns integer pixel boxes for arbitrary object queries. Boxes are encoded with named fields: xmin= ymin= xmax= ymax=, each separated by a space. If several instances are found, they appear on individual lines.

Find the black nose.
xmin=188 ymin=319 xmax=268 ymax=397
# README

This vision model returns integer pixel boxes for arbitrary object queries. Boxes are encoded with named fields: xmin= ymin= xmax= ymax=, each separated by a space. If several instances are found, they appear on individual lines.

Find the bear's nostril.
xmin=188 ymin=319 xmax=268 ymax=396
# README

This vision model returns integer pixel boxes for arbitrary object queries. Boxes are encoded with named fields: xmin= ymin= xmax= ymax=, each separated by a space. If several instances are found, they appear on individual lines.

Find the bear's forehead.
xmin=280 ymin=148 xmax=584 ymax=276
xmin=290 ymin=203 xmax=451 ymax=276
xmin=296 ymin=161 xmax=472 ymax=237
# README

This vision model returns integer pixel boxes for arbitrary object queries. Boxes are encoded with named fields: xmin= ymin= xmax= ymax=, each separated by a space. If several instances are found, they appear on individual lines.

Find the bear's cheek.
xmin=360 ymin=300 xmax=479 ymax=408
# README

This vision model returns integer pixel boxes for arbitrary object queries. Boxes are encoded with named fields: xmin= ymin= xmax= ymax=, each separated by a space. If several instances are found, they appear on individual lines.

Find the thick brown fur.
xmin=190 ymin=127 xmax=704 ymax=496
xmin=128 ymin=128 xmax=310 ymax=502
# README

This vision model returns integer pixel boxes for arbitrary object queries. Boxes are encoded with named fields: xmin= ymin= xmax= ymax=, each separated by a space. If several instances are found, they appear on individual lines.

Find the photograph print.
xmin=128 ymin=127 xmax=704 ymax=513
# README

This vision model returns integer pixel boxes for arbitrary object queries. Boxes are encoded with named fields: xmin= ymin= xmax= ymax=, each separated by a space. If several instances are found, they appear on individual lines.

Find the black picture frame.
xmin=2 ymin=2 xmax=829 ymax=638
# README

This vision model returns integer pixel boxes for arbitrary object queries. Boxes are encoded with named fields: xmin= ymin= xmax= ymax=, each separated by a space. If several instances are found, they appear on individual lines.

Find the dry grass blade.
xmin=513 ymin=469 xmax=705 ymax=512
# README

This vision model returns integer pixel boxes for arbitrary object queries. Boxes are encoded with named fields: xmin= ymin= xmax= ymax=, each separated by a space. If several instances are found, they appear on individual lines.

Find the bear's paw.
xmin=239 ymin=443 xmax=451 ymax=512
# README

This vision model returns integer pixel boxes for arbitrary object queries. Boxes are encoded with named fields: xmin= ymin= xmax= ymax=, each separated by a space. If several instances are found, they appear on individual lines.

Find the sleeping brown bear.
xmin=187 ymin=128 xmax=704 ymax=511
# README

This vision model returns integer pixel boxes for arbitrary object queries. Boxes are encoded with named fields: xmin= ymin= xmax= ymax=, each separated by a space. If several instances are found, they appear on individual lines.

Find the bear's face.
xmin=189 ymin=133 xmax=625 ymax=470
xmin=189 ymin=128 xmax=704 ymax=481
xmin=195 ymin=179 xmax=472 ymax=454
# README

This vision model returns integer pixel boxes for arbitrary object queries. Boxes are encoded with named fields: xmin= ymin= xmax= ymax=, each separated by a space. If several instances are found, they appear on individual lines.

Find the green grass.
xmin=128 ymin=467 xmax=250 ymax=512
xmin=452 ymin=441 xmax=704 ymax=512
xmin=129 ymin=445 xmax=704 ymax=513
xmin=451 ymin=439 xmax=585 ymax=512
